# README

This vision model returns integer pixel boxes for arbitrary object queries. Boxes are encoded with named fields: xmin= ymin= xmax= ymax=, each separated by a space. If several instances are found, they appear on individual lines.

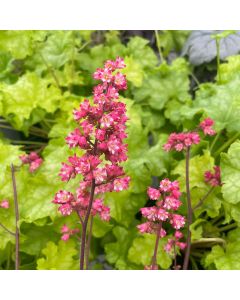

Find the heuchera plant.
xmin=52 ymin=57 xmax=130 ymax=270
xmin=162 ymin=117 xmax=220 ymax=270
xmin=138 ymin=117 xmax=222 ymax=270
xmin=138 ymin=179 xmax=186 ymax=270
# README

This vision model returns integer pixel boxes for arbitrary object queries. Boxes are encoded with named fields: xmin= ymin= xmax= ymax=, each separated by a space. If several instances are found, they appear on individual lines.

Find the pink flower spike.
xmin=0 ymin=200 xmax=9 ymax=209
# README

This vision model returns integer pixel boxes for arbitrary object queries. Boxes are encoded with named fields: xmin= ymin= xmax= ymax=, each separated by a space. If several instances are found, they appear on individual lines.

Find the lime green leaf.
xmin=122 ymin=56 xmax=144 ymax=87
xmin=133 ymin=58 xmax=190 ymax=110
xmin=128 ymin=234 xmax=172 ymax=269
xmin=37 ymin=240 xmax=78 ymax=270
xmin=204 ymin=228 xmax=240 ymax=270
xmin=20 ymin=223 xmax=58 ymax=256
xmin=191 ymin=77 xmax=240 ymax=133
xmin=0 ymin=72 xmax=62 ymax=131
xmin=92 ymin=216 xmax=113 ymax=238
xmin=221 ymin=140 xmax=240 ymax=204
xmin=126 ymin=36 xmax=157 ymax=69
xmin=105 ymin=226 xmax=138 ymax=270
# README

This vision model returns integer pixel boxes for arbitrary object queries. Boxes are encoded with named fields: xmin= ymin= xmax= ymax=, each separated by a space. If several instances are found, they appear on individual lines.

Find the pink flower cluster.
xmin=19 ymin=152 xmax=43 ymax=172
xmin=163 ymin=118 xmax=216 ymax=152
xmin=199 ymin=118 xmax=216 ymax=136
xmin=204 ymin=166 xmax=221 ymax=187
xmin=137 ymin=179 xmax=186 ymax=253
xmin=164 ymin=230 xmax=186 ymax=254
xmin=53 ymin=57 xmax=129 ymax=222
xmin=61 ymin=224 xmax=80 ymax=241
xmin=0 ymin=199 xmax=9 ymax=209
xmin=163 ymin=132 xmax=200 ymax=152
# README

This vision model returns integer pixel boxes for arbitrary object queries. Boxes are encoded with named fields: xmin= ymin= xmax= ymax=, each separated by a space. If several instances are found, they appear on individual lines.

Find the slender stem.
xmin=11 ymin=164 xmax=20 ymax=270
xmin=6 ymin=243 xmax=12 ymax=270
xmin=0 ymin=222 xmax=15 ymax=236
xmin=216 ymin=38 xmax=221 ymax=83
xmin=11 ymin=140 xmax=47 ymax=145
xmin=190 ymin=72 xmax=200 ymax=86
xmin=79 ymin=178 xmax=96 ymax=270
xmin=173 ymin=242 xmax=177 ymax=270
xmin=210 ymin=131 xmax=221 ymax=153
xmin=154 ymin=30 xmax=164 ymax=64
xmin=193 ymin=186 xmax=215 ymax=211
xmin=85 ymin=214 xmax=94 ymax=270
xmin=214 ymin=132 xmax=240 ymax=157
xmin=39 ymin=52 xmax=61 ymax=90
xmin=183 ymin=147 xmax=192 ymax=270
xmin=217 ymin=223 xmax=237 ymax=232
xmin=151 ymin=221 xmax=163 ymax=269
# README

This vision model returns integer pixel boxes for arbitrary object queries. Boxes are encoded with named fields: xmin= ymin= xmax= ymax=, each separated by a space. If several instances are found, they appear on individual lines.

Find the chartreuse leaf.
xmin=126 ymin=36 xmax=157 ymax=69
xmin=219 ymin=55 xmax=240 ymax=83
xmin=204 ymin=228 xmax=240 ymax=270
xmin=92 ymin=216 xmax=113 ymax=238
xmin=105 ymin=191 xmax=146 ymax=227
xmin=37 ymin=240 xmax=78 ymax=270
xmin=184 ymin=77 xmax=240 ymax=133
xmin=221 ymin=140 xmax=240 ymax=205
xmin=122 ymin=56 xmax=144 ymax=87
xmin=20 ymin=223 xmax=59 ymax=256
xmin=0 ymin=72 xmax=62 ymax=131
xmin=128 ymin=234 xmax=172 ymax=269
xmin=104 ymin=226 xmax=138 ymax=270
xmin=133 ymin=58 xmax=190 ymax=110
xmin=0 ymin=31 xmax=42 ymax=59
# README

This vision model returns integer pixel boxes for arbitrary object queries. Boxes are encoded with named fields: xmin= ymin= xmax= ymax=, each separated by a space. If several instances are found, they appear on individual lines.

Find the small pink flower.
xmin=147 ymin=187 xmax=161 ymax=200
xmin=204 ymin=166 xmax=221 ymax=187
xmin=0 ymin=200 xmax=9 ymax=209
xmin=53 ymin=190 xmax=75 ymax=204
xmin=58 ymin=203 xmax=73 ymax=216
xmin=113 ymin=177 xmax=130 ymax=191
xmin=199 ymin=118 xmax=216 ymax=136
xmin=170 ymin=214 xmax=185 ymax=230
xmin=61 ymin=233 xmax=70 ymax=241
xmin=159 ymin=178 xmax=172 ymax=192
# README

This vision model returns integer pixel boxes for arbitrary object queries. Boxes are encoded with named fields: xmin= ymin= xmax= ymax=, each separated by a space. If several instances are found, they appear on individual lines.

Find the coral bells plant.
xmin=163 ymin=117 xmax=218 ymax=270
xmin=53 ymin=57 xmax=130 ymax=270
xmin=138 ymin=179 xmax=186 ymax=270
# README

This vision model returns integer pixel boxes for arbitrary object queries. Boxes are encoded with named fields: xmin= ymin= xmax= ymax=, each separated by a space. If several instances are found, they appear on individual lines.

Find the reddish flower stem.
xmin=183 ymin=147 xmax=192 ymax=270
xmin=79 ymin=178 xmax=96 ymax=270
xmin=85 ymin=214 xmax=94 ymax=270
xmin=193 ymin=186 xmax=215 ymax=211
xmin=11 ymin=164 xmax=20 ymax=270
xmin=151 ymin=221 xmax=163 ymax=269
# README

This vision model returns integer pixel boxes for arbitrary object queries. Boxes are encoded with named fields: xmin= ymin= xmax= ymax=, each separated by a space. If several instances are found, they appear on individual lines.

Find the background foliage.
xmin=0 ymin=30 xmax=240 ymax=270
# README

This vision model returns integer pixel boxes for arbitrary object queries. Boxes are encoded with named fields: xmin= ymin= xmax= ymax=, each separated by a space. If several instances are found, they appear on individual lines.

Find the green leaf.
xmin=0 ymin=72 xmax=62 ymax=131
xmin=126 ymin=36 xmax=158 ymax=69
xmin=128 ymin=234 xmax=172 ymax=269
xmin=133 ymin=58 xmax=190 ymax=110
xmin=37 ymin=240 xmax=78 ymax=270
xmin=221 ymin=140 xmax=240 ymax=204
xmin=189 ymin=77 xmax=240 ymax=133
xmin=122 ymin=56 xmax=144 ymax=87
xmin=105 ymin=226 xmax=138 ymax=270
xmin=20 ymin=223 xmax=58 ymax=256
xmin=92 ymin=216 xmax=113 ymax=238
xmin=204 ymin=228 xmax=240 ymax=270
